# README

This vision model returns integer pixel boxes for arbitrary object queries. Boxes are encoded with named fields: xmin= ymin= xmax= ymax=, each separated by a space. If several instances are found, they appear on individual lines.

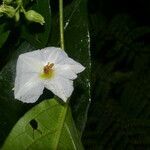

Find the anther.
xmin=43 ymin=62 xmax=54 ymax=74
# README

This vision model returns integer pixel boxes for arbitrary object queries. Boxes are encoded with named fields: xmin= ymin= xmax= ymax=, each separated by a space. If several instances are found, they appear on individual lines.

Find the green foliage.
xmin=83 ymin=11 xmax=150 ymax=150
xmin=0 ymin=0 xmax=46 ymax=25
xmin=0 ymin=0 xmax=90 ymax=148
xmin=1 ymin=0 xmax=150 ymax=149
xmin=2 ymin=99 xmax=84 ymax=150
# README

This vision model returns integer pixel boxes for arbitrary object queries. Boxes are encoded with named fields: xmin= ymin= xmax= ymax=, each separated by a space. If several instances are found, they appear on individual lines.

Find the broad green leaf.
xmin=0 ymin=42 xmax=36 ymax=147
xmin=0 ymin=24 xmax=10 ymax=48
xmin=2 ymin=98 xmax=84 ymax=150
xmin=21 ymin=0 xmax=51 ymax=48
xmin=49 ymin=0 xmax=91 ymax=136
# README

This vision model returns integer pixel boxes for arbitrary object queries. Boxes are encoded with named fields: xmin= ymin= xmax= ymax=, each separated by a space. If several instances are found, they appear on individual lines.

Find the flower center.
xmin=40 ymin=62 xmax=54 ymax=79
xmin=44 ymin=62 xmax=54 ymax=74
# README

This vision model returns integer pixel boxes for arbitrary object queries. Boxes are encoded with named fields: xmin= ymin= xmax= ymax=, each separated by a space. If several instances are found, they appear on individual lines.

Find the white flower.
xmin=14 ymin=47 xmax=85 ymax=103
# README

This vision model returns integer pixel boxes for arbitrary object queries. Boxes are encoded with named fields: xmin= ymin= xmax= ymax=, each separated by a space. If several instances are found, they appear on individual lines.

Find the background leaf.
xmin=21 ymin=0 xmax=51 ymax=48
xmin=2 ymin=98 xmax=83 ymax=150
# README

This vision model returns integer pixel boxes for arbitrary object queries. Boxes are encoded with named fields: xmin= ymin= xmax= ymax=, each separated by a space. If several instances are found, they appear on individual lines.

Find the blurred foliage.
xmin=82 ymin=0 xmax=150 ymax=149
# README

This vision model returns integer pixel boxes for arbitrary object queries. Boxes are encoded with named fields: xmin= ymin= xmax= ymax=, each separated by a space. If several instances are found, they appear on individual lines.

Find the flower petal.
xmin=44 ymin=76 xmax=73 ymax=102
xmin=14 ymin=75 xmax=44 ymax=103
xmin=55 ymin=65 xmax=77 ymax=80
xmin=57 ymin=57 xmax=85 ymax=75
xmin=20 ymin=50 xmax=43 ymax=61
xmin=14 ymin=47 xmax=85 ymax=103
xmin=41 ymin=47 xmax=68 ymax=64
xmin=18 ymin=51 xmax=44 ymax=73
xmin=66 ymin=58 xmax=85 ymax=73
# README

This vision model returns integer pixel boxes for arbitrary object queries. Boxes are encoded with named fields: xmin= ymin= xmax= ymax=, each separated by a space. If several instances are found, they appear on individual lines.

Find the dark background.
xmin=82 ymin=0 xmax=150 ymax=149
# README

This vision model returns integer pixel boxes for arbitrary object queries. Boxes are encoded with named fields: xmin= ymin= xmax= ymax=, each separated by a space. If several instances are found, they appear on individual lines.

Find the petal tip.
xmin=77 ymin=64 xmax=86 ymax=74
xmin=62 ymin=97 xmax=68 ymax=102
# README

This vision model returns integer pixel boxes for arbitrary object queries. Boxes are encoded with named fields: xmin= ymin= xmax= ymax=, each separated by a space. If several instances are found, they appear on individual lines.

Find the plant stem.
xmin=59 ymin=0 xmax=64 ymax=50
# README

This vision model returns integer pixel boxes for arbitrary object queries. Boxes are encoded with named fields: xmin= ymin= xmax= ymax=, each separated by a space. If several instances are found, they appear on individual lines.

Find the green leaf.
xmin=21 ymin=0 xmax=51 ymax=48
xmin=2 ymin=99 xmax=84 ymax=150
xmin=0 ymin=24 xmax=10 ymax=48
xmin=49 ymin=0 xmax=91 ymax=136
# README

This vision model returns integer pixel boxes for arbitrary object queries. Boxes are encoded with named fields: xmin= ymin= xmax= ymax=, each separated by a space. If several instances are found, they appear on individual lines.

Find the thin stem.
xmin=59 ymin=0 xmax=64 ymax=50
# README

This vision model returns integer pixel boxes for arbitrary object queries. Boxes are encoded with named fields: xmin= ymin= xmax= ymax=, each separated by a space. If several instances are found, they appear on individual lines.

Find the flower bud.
xmin=0 ymin=5 xmax=15 ymax=18
xmin=24 ymin=10 xmax=45 ymax=25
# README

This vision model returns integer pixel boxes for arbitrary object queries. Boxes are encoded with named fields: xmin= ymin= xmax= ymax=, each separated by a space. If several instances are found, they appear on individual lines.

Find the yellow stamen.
xmin=40 ymin=62 xmax=54 ymax=79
